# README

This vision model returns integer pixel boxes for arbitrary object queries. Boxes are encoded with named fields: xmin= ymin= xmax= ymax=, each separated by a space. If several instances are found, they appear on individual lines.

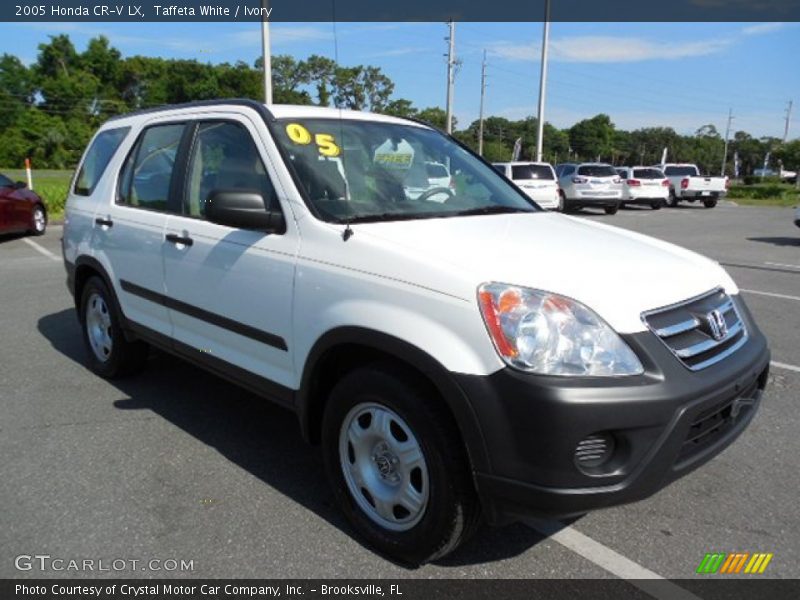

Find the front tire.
xmin=80 ymin=276 xmax=149 ymax=378
xmin=29 ymin=204 xmax=47 ymax=236
xmin=322 ymin=364 xmax=480 ymax=565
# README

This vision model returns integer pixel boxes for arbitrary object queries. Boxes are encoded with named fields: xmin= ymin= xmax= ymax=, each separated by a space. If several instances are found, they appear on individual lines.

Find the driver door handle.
xmin=95 ymin=218 xmax=113 ymax=228
xmin=165 ymin=233 xmax=194 ymax=247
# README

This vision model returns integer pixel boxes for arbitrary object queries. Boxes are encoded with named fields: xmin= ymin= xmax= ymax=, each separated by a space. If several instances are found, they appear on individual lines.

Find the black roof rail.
xmin=105 ymin=98 xmax=276 ymax=123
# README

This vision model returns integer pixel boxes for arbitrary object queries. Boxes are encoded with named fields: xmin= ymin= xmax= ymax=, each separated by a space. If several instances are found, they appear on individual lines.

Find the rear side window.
xmin=118 ymin=124 xmax=184 ymax=212
xmin=184 ymin=121 xmax=278 ymax=218
xmin=511 ymin=164 xmax=554 ymax=181
xmin=74 ymin=127 xmax=130 ymax=196
xmin=560 ymin=165 xmax=575 ymax=176
xmin=664 ymin=166 xmax=698 ymax=177
xmin=633 ymin=168 xmax=665 ymax=179
xmin=577 ymin=165 xmax=616 ymax=177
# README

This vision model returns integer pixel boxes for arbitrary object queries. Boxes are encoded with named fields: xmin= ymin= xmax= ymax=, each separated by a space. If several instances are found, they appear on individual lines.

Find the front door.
xmin=162 ymin=116 xmax=298 ymax=389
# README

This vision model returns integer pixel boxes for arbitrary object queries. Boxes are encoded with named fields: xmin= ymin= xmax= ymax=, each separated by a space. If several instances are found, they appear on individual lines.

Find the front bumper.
xmin=456 ymin=298 xmax=769 ymax=524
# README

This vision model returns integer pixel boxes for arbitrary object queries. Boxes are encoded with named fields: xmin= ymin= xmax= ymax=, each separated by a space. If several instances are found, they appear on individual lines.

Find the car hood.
xmin=352 ymin=212 xmax=737 ymax=334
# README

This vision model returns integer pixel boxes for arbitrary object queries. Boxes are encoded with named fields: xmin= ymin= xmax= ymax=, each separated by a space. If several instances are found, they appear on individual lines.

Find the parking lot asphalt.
xmin=1 ymin=203 xmax=798 ymax=584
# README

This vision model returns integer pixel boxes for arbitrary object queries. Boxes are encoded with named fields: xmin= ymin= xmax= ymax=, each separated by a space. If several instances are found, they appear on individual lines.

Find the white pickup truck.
xmin=661 ymin=164 xmax=728 ymax=208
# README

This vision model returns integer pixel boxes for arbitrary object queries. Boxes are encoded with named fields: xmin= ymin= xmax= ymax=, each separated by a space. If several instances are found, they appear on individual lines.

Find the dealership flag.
xmin=512 ymin=138 xmax=523 ymax=161
xmin=734 ymin=151 xmax=740 ymax=178
xmin=660 ymin=147 xmax=668 ymax=166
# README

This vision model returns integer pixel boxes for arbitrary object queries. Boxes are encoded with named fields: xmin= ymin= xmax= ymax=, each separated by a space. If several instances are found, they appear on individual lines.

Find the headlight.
xmin=477 ymin=283 xmax=644 ymax=376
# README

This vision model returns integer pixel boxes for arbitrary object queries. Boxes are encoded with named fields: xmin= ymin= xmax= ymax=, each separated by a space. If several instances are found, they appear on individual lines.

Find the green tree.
xmin=569 ymin=114 xmax=615 ymax=161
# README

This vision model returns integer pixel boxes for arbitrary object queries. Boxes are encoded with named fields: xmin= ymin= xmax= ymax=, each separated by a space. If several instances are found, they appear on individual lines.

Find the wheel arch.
xmin=72 ymin=256 xmax=133 ymax=339
xmin=297 ymin=326 xmax=491 ymax=475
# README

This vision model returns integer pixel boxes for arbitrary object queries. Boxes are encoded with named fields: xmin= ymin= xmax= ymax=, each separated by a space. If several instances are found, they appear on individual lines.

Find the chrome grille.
xmin=642 ymin=289 xmax=748 ymax=371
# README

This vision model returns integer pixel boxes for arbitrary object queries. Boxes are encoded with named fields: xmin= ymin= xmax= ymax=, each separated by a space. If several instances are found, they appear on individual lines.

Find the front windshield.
xmin=274 ymin=118 xmax=538 ymax=223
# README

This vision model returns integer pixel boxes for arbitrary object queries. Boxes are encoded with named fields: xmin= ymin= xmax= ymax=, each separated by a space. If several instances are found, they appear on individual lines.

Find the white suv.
xmin=556 ymin=162 xmax=622 ymax=214
xmin=492 ymin=161 xmax=560 ymax=210
xmin=615 ymin=166 xmax=670 ymax=210
xmin=62 ymin=100 xmax=770 ymax=565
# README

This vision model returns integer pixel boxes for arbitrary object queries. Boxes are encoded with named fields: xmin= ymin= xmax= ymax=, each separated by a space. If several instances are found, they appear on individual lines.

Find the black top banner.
xmin=3 ymin=0 xmax=800 ymax=22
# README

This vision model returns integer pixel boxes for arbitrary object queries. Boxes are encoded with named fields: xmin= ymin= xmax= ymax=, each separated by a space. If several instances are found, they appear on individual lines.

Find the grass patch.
xmin=727 ymin=182 xmax=799 ymax=207
xmin=2 ymin=168 xmax=74 ymax=221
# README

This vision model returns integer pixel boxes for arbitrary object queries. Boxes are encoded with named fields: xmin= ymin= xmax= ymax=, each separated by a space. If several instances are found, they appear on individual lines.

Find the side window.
xmin=563 ymin=165 xmax=574 ymax=176
xmin=184 ymin=121 xmax=278 ymax=219
xmin=74 ymin=127 xmax=130 ymax=196
xmin=118 ymin=124 xmax=184 ymax=212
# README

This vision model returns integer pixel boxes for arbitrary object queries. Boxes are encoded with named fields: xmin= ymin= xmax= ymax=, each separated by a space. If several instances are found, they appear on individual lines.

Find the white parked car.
xmin=62 ymin=100 xmax=770 ymax=565
xmin=615 ymin=166 xmax=670 ymax=210
xmin=661 ymin=163 xmax=728 ymax=208
xmin=404 ymin=160 xmax=454 ymax=202
xmin=492 ymin=161 xmax=560 ymax=210
xmin=555 ymin=162 xmax=622 ymax=214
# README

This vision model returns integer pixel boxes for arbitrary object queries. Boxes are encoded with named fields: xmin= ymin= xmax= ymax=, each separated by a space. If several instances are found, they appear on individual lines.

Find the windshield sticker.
xmin=373 ymin=139 xmax=415 ymax=170
xmin=285 ymin=123 xmax=341 ymax=158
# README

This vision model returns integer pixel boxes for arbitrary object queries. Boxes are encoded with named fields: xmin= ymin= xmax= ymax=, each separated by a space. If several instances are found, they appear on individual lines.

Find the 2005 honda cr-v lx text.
xmin=62 ymin=100 xmax=770 ymax=565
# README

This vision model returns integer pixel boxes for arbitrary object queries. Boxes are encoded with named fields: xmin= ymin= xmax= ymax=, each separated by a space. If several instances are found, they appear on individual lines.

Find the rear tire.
xmin=80 ymin=276 xmax=149 ymax=378
xmin=604 ymin=204 xmax=619 ymax=215
xmin=558 ymin=191 xmax=569 ymax=213
xmin=29 ymin=204 xmax=47 ymax=236
xmin=322 ymin=364 xmax=480 ymax=565
xmin=651 ymin=200 xmax=663 ymax=210
xmin=667 ymin=191 xmax=679 ymax=207
xmin=703 ymin=199 xmax=717 ymax=208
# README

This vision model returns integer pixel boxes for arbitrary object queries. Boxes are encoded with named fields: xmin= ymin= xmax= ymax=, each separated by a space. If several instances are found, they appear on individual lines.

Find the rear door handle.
xmin=165 ymin=233 xmax=194 ymax=247
xmin=95 ymin=218 xmax=113 ymax=228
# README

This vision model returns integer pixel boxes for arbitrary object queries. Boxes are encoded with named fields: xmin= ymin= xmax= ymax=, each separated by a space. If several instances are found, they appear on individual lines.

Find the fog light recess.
xmin=574 ymin=432 xmax=615 ymax=471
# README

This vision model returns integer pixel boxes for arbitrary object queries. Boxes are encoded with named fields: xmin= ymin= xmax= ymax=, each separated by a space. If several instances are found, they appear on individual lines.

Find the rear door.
xmin=0 ymin=174 xmax=14 ymax=231
xmin=510 ymin=163 xmax=557 ymax=202
xmin=98 ymin=121 xmax=187 ymax=337
xmin=162 ymin=114 xmax=298 ymax=391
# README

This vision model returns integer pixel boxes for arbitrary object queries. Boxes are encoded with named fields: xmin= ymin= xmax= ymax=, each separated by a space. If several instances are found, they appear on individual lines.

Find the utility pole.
xmin=535 ymin=0 xmax=551 ymax=163
xmin=783 ymin=100 xmax=793 ymax=143
xmin=478 ymin=50 xmax=487 ymax=156
xmin=721 ymin=108 xmax=734 ymax=176
xmin=445 ymin=20 xmax=456 ymax=134
xmin=260 ymin=0 xmax=272 ymax=104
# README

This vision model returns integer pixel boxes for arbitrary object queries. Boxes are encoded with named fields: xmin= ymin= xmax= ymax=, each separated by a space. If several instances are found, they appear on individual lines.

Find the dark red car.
xmin=0 ymin=173 xmax=47 ymax=236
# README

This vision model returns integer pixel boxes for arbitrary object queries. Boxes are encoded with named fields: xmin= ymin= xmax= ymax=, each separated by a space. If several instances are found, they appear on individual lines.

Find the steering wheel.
xmin=416 ymin=187 xmax=455 ymax=203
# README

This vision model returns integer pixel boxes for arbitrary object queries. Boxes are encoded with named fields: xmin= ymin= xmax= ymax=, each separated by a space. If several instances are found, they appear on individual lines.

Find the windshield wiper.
xmin=450 ymin=205 xmax=535 ymax=217
xmin=337 ymin=212 xmax=433 ymax=224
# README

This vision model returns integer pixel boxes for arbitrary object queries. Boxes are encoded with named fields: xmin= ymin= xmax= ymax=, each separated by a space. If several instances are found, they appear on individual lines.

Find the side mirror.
xmin=206 ymin=190 xmax=286 ymax=233
xmin=15 ymin=181 xmax=27 ymax=189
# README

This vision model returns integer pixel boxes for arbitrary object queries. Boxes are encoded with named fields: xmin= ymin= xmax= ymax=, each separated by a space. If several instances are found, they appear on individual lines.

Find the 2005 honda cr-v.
xmin=62 ymin=100 xmax=770 ymax=564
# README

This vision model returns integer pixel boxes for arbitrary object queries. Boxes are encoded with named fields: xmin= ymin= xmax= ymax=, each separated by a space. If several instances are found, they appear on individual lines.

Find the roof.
xmin=103 ymin=98 xmax=430 ymax=129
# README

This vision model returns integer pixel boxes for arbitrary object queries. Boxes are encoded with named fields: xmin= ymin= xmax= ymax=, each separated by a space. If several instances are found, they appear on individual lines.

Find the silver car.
xmin=556 ymin=162 xmax=623 ymax=215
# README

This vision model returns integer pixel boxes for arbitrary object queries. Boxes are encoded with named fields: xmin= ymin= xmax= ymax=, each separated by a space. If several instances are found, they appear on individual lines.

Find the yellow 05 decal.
xmin=285 ymin=123 xmax=341 ymax=157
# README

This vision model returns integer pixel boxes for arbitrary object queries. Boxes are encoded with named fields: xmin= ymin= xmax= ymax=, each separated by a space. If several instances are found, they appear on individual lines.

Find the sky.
xmin=1 ymin=21 xmax=798 ymax=139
